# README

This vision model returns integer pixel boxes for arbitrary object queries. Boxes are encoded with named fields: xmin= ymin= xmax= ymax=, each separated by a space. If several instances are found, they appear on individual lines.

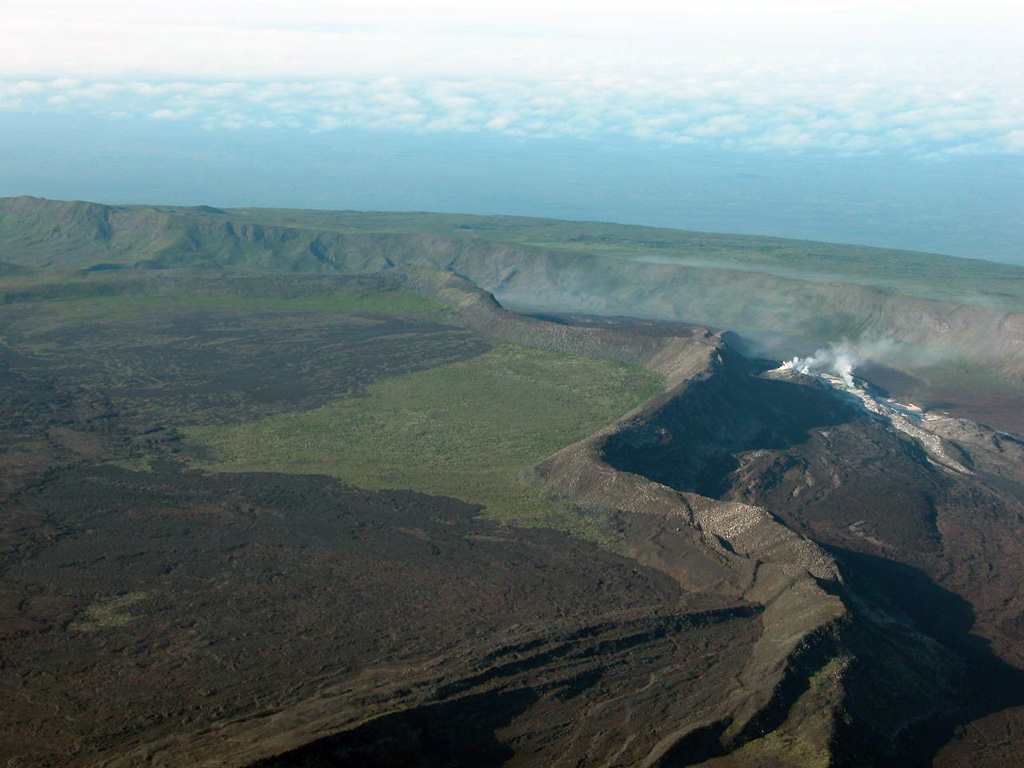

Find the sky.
xmin=1 ymin=0 xmax=1022 ymax=262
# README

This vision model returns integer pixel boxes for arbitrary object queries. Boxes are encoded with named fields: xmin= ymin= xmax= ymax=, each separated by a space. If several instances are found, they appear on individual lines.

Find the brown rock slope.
xmin=531 ymin=323 xmax=1024 ymax=766
xmin=526 ymin=344 xmax=951 ymax=765
xmin=2 ymin=464 xmax=765 ymax=768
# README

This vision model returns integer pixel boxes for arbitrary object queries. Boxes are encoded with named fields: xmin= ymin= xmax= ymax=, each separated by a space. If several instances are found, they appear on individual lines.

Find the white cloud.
xmin=149 ymin=108 xmax=194 ymax=120
xmin=0 ymin=37 xmax=1021 ymax=157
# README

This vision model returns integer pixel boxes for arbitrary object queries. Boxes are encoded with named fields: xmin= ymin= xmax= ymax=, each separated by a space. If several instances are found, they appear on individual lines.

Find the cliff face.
xmin=524 ymin=331 xmax=976 ymax=766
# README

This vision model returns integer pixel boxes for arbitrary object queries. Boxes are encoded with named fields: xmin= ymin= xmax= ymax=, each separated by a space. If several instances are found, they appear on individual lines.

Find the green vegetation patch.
xmin=730 ymin=656 xmax=849 ymax=768
xmin=1 ymin=273 xmax=450 ymax=319
xmin=167 ymin=283 xmax=451 ymax=318
xmin=69 ymin=592 xmax=149 ymax=632
xmin=185 ymin=344 xmax=663 ymax=537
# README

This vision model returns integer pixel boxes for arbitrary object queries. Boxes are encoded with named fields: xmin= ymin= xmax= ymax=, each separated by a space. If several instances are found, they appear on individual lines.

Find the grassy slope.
xmin=184 ymin=343 xmax=663 ymax=540
xmin=3 ymin=196 xmax=1023 ymax=311
xmin=0 ymin=267 xmax=451 ymax=321
xmin=222 ymin=206 xmax=1024 ymax=310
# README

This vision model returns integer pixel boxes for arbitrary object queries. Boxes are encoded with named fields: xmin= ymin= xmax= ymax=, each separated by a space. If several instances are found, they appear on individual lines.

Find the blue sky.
xmin=1 ymin=0 xmax=1021 ymax=262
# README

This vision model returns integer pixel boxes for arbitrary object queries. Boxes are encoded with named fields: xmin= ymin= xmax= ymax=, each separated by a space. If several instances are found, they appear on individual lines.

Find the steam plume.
xmin=779 ymin=342 xmax=863 ymax=388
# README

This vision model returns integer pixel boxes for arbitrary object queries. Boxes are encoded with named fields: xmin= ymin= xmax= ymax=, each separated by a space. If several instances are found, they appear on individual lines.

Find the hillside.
xmin=3 ymin=195 xmax=1023 ymax=308
xmin=3 ymin=196 xmax=1024 ymax=429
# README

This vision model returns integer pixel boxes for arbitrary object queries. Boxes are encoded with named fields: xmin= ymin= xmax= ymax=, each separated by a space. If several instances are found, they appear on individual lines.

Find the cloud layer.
xmin=2 ymin=67 xmax=1021 ymax=157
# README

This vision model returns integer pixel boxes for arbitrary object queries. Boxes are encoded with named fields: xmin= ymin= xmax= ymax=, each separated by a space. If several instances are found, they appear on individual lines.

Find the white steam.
xmin=777 ymin=338 xmax=907 ymax=388
xmin=779 ymin=341 xmax=863 ymax=388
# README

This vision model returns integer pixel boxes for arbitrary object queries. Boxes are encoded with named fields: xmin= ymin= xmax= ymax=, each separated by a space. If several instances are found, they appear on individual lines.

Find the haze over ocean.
xmin=1 ymin=0 xmax=1021 ymax=263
